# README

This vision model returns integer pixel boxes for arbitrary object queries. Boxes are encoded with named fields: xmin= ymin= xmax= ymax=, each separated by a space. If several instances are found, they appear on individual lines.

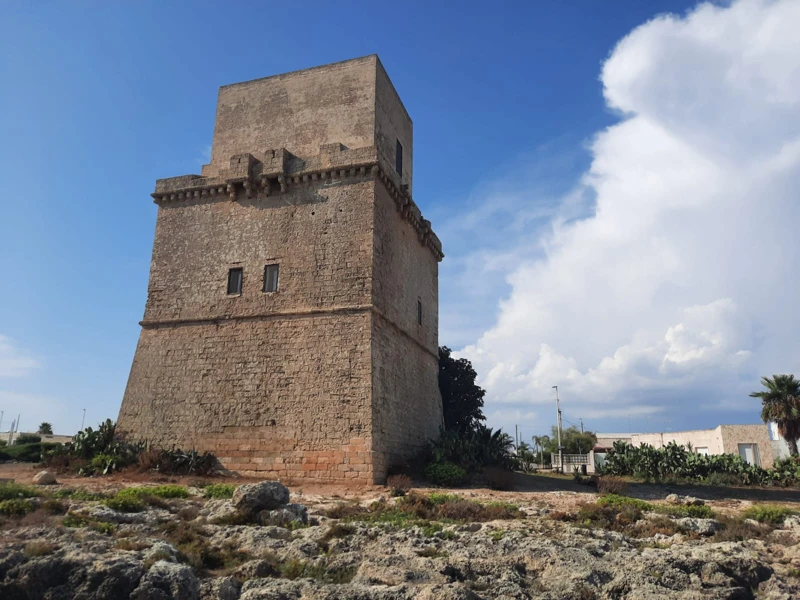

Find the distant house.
xmin=593 ymin=424 xmax=773 ymax=469
xmin=768 ymin=423 xmax=794 ymax=461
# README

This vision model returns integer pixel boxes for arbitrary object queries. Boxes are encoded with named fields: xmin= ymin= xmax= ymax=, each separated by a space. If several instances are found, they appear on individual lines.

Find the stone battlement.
xmin=152 ymin=144 xmax=443 ymax=261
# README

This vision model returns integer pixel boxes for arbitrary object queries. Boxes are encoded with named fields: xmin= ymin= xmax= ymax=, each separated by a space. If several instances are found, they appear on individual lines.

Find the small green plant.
xmin=203 ymin=483 xmax=235 ymax=499
xmin=0 ymin=498 xmax=34 ymax=516
xmin=0 ymin=482 xmax=40 ymax=501
xmin=489 ymin=529 xmax=505 ymax=541
xmin=424 ymin=462 xmax=468 ymax=487
xmin=105 ymin=495 xmax=145 ymax=513
xmin=742 ymin=504 xmax=796 ymax=525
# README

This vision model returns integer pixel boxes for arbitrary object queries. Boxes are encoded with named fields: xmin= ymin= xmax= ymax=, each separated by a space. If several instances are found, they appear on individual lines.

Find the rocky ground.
xmin=1 ymin=467 xmax=800 ymax=599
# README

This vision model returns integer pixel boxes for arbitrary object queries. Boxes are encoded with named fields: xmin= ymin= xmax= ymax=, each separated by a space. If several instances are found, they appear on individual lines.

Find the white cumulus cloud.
xmin=455 ymin=0 xmax=800 ymax=433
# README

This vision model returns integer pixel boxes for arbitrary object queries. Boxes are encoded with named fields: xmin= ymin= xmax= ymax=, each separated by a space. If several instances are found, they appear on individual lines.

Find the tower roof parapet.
xmin=151 ymin=144 xmax=443 ymax=262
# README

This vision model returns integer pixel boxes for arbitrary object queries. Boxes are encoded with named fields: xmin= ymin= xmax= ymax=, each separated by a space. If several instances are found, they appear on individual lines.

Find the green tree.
xmin=439 ymin=346 xmax=486 ymax=433
xmin=750 ymin=374 xmax=800 ymax=456
xmin=542 ymin=426 xmax=597 ymax=457
xmin=37 ymin=422 xmax=53 ymax=435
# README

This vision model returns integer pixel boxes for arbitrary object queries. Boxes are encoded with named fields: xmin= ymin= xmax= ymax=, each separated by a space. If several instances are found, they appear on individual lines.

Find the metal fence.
xmin=550 ymin=453 xmax=590 ymax=465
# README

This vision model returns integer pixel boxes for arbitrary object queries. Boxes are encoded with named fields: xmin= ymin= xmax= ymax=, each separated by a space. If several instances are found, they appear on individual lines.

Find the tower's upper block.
xmin=202 ymin=55 xmax=413 ymax=193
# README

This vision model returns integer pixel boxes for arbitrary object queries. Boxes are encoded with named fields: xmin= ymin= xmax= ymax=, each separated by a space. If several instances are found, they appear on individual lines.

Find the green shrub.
xmin=0 ymin=442 xmax=59 ymax=463
xmin=62 ymin=513 xmax=116 ymax=534
xmin=0 ymin=482 xmax=40 ymax=500
xmin=577 ymin=502 xmax=643 ymax=530
xmin=424 ymin=462 xmax=468 ymax=487
xmin=14 ymin=433 xmax=41 ymax=445
xmin=0 ymin=499 xmax=34 ymax=516
xmin=427 ymin=492 xmax=461 ymax=505
xmin=105 ymin=495 xmax=145 ymax=513
xmin=655 ymin=504 xmax=714 ymax=519
xmin=117 ymin=485 xmax=189 ymax=499
xmin=704 ymin=472 xmax=742 ymax=487
xmin=742 ymin=504 xmax=796 ymax=525
xmin=427 ymin=426 xmax=517 ymax=472
xmin=41 ymin=499 xmax=68 ymax=514
xmin=54 ymin=488 xmax=109 ymax=501
xmin=597 ymin=494 xmax=653 ymax=512
xmin=203 ymin=483 xmax=235 ymax=499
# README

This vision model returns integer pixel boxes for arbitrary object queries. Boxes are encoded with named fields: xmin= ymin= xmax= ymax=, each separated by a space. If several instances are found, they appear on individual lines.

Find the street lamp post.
xmin=553 ymin=385 xmax=563 ymax=473
xmin=80 ymin=409 xmax=86 ymax=432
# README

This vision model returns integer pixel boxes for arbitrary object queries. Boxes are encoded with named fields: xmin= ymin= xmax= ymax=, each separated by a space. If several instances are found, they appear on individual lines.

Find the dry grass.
xmin=635 ymin=516 xmax=681 ymax=538
xmin=115 ymin=538 xmax=151 ymax=551
xmin=596 ymin=476 xmax=628 ymax=495
xmin=387 ymin=474 xmax=412 ymax=496
xmin=483 ymin=467 xmax=515 ymax=491
xmin=321 ymin=502 xmax=371 ymax=520
xmin=711 ymin=515 xmax=772 ymax=542
xmin=178 ymin=505 xmax=200 ymax=521
xmin=24 ymin=540 xmax=56 ymax=557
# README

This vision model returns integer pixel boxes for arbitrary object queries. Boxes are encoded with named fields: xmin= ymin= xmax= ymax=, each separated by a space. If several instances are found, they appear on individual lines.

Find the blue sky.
xmin=3 ymin=0 xmax=798 ymax=440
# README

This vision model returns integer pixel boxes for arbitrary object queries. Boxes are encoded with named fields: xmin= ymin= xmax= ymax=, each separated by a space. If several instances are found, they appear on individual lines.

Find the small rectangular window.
xmin=227 ymin=268 xmax=243 ymax=295
xmin=417 ymin=299 xmax=422 ymax=325
xmin=395 ymin=139 xmax=403 ymax=176
xmin=263 ymin=264 xmax=279 ymax=292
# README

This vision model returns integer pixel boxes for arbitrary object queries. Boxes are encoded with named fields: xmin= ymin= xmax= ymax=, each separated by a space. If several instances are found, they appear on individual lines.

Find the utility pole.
xmin=0 ymin=411 xmax=4 ymax=433
xmin=553 ymin=385 xmax=563 ymax=474
xmin=81 ymin=408 xmax=86 ymax=431
xmin=515 ymin=424 xmax=519 ymax=452
xmin=580 ymin=418 xmax=584 ymax=434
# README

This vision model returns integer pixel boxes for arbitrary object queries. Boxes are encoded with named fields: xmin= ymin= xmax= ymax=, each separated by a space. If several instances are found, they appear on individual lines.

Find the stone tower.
xmin=117 ymin=56 xmax=444 ymax=483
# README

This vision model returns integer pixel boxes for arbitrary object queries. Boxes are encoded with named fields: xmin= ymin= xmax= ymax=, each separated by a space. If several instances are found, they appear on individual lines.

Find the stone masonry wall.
xmin=371 ymin=181 xmax=438 ymax=355
xmin=143 ymin=179 xmax=374 ymax=324
xmin=118 ymin=314 xmax=374 ymax=481
xmin=720 ymin=424 xmax=775 ymax=469
xmin=206 ymin=56 xmax=378 ymax=177
xmin=370 ymin=178 xmax=442 ymax=468
xmin=375 ymin=60 xmax=414 ymax=194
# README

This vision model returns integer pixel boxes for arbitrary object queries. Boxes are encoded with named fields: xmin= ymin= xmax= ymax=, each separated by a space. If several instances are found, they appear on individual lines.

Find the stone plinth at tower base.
xmin=117 ymin=55 xmax=444 ymax=484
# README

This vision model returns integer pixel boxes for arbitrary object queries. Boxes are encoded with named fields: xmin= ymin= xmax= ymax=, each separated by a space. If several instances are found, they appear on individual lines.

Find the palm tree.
xmin=532 ymin=435 xmax=551 ymax=465
xmin=37 ymin=422 xmax=53 ymax=435
xmin=750 ymin=374 xmax=800 ymax=456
